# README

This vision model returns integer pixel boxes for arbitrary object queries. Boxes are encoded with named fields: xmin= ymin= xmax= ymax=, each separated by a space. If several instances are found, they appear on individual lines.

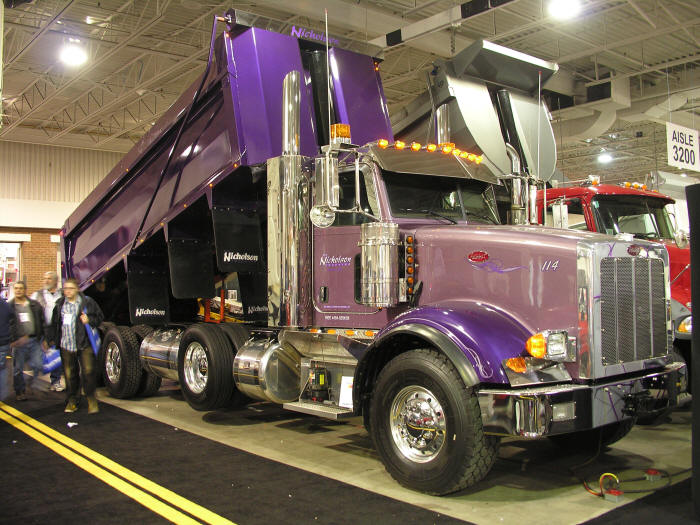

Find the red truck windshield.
xmin=592 ymin=195 xmax=675 ymax=240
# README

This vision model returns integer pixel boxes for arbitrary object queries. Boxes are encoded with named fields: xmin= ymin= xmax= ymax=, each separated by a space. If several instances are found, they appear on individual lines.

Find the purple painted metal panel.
xmin=412 ymin=224 xmax=585 ymax=344
xmin=229 ymin=28 xmax=317 ymax=163
xmin=377 ymin=306 xmax=530 ymax=384
xmin=312 ymin=225 xmax=393 ymax=328
xmin=330 ymin=47 xmax=393 ymax=146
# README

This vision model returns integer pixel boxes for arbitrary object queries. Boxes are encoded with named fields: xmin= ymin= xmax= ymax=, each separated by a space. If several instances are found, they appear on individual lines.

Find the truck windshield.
xmin=592 ymin=195 xmax=675 ymax=240
xmin=383 ymin=171 xmax=500 ymax=224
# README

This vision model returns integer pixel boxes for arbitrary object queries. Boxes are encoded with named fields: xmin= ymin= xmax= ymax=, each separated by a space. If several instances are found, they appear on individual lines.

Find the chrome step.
xmin=283 ymin=400 xmax=354 ymax=420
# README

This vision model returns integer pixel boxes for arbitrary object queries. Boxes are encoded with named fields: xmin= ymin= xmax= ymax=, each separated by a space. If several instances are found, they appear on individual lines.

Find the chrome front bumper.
xmin=478 ymin=363 xmax=684 ymax=437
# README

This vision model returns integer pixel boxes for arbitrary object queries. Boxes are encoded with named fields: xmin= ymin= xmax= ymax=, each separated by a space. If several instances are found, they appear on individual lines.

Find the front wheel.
xmin=369 ymin=348 xmax=499 ymax=495
xmin=178 ymin=324 xmax=234 ymax=411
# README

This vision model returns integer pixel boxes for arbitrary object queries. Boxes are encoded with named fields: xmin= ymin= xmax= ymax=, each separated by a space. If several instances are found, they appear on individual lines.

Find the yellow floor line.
xmin=0 ymin=402 xmax=236 ymax=525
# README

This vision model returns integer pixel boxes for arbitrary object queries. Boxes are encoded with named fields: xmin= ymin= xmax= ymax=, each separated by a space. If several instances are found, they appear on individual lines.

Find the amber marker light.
xmin=394 ymin=140 xmax=406 ymax=150
xmin=460 ymin=151 xmax=469 ymax=159
xmin=410 ymin=142 xmax=422 ymax=151
xmin=378 ymin=139 xmax=389 ymax=149
xmin=526 ymin=333 xmax=547 ymax=359
xmin=505 ymin=357 xmax=528 ymax=373
xmin=406 ymin=235 xmax=413 ymax=244
xmin=327 ymin=329 xmax=337 ymax=335
xmin=441 ymin=144 xmax=454 ymax=154
xmin=475 ymin=155 xmax=483 ymax=164
xmin=426 ymin=143 xmax=437 ymax=152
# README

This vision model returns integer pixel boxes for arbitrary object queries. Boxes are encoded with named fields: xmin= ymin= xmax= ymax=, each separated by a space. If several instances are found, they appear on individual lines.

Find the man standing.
xmin=0 ymin=296 xmax=14 ymax=401
xmin=9 ymin=281 xmax=45 ymax=401
xmin=32 ymin=271 xmax=64 ymax=391
xmin=48 ymin=278 xmax=103 ymax=414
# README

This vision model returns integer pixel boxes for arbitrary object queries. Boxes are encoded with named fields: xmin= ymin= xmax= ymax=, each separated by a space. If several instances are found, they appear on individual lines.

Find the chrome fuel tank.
xmin=140 ymin=327 xmax=184 ymax=381
xmin=233 ymin=338 xmax=302 ymax=404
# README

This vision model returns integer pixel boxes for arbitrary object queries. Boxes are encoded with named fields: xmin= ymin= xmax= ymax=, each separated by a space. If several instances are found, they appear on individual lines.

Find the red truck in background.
xmin=537 ymin=181 xmax=691 ymax=396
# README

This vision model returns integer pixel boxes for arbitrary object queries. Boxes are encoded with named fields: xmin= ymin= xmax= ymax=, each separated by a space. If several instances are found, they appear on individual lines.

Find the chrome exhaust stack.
xmin=268 ymin=70 xmax=311 ymax=328
xmin=506 ymin=143 xmax=529 ymax=225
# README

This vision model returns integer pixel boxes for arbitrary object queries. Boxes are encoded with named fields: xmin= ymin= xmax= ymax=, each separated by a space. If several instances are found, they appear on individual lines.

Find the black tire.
xmin=95 ymin=322 xmax=116 ymax=387
xmin=102 ymin=325 xmax=143 ymax=399
xmin=369 ymin=348 xmax=499 ymax=495
xmin=549 ymin=418 xmax=636 ymax=451
xmin=132 ymin=325 xmax=162 ymax=398
xmin=218 ymin=323 xmax=252 ymax=408
xmin=178 ymin=323 xmax=234 ymax=411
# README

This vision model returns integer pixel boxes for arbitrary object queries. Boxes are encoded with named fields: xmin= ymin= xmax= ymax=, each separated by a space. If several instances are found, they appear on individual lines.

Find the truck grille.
xmin=600 ymin=257 xmax=667 ymax=365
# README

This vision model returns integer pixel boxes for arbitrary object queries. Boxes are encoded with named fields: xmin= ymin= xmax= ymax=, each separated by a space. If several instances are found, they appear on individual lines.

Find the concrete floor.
xmin=99 ymin=381 xmax=693 ymax=525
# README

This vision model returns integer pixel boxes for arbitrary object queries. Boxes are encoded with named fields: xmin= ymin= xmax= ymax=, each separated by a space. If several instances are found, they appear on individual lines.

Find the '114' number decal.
xmin=541 ymin=260 xmax=560 ymax=272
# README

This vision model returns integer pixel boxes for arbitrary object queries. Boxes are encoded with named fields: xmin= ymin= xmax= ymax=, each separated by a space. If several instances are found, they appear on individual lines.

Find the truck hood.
xmin=410 ymin=224 xmax=592 ymax=339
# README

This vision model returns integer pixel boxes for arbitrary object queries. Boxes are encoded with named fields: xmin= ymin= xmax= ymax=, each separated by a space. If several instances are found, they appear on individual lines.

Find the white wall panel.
xmin=0 ymin=141 xmax=121 ymax=203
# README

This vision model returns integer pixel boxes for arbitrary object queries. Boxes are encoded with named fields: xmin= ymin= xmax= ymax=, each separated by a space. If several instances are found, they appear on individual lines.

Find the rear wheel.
xmin=369 ymin=348 xmax=499 ymax=495
xmin=218 ymin=323 xmax=252 ymax=408
xmin=178 ymin=324 xmax=234 ymax=411
xmin=132 ymin=325 xmax=162 ymax=397
xmin=102 ymin=326 xmax=142 ymax=399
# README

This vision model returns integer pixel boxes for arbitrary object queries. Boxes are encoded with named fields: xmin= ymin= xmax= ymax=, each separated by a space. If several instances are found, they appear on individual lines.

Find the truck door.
xmin=313 ymin=166 xmax=382 ymax=324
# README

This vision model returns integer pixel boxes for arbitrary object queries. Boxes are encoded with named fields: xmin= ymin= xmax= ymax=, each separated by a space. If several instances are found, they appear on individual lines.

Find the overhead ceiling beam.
xmin=557 ymin=17 xmax=700 ymax=64
xmin=6 ymin=0 xmax=75 ymax=66
xmin=0 ymin=2 xmax=171 ymax=137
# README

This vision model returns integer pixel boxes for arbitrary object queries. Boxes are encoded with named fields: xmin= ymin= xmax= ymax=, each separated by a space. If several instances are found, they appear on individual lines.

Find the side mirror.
xmin=674 ymin=229 xmax=689 ymax=249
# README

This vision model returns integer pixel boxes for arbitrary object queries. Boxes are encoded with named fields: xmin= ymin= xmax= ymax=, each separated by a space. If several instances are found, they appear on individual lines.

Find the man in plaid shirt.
xmin=48 ymin=278 xmax=104 ymax=414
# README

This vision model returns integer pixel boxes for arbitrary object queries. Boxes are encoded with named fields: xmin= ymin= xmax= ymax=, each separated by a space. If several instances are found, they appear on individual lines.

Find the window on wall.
xmin=0 ymin=243 xmax=21 ymax=299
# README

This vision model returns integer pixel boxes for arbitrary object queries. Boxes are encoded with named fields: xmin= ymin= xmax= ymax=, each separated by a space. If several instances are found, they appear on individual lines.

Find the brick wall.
xmin=0 ymin=227 xmax=60 ymax=295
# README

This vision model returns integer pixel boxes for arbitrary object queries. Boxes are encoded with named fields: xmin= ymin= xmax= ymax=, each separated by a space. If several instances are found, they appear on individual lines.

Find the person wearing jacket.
xmin=9 ymin=281 xmax=46 ymax=401
xmin=0 ymin=297 xmax=15 ymax=401
xmin=48 ymin=278 xmax=104 ymax=414
xmin=32 ymin=271 xmax=65 ymax=391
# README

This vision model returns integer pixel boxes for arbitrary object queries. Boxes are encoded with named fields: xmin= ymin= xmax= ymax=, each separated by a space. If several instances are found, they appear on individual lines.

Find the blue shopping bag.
xmin=42 ymin=347 xmax=62 ymax=374
xmin=83 ymin=309 xmax=101 ymax=355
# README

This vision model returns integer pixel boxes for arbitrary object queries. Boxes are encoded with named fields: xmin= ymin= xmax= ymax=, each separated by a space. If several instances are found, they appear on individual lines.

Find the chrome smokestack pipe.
xmin=282 ymin=71 xmax=300 ymax=155
xmin=436 ymin=103 xmax=450 ymax=145
xmin=268 ymin=70 xmax=310 ymax=328
xmin=505 ymin=143 xmax=528 ymax=225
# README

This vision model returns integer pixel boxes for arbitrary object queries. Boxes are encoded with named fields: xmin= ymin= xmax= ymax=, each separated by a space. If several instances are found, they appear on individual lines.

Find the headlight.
xmin=678 ymin=316 xmax=692 ymax=334
xmin=525 ymin=331 xmax=574 ymax=361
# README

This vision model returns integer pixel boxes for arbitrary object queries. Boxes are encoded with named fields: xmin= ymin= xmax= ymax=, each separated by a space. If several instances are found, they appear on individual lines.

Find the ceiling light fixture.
xmin=598 ymin=153 xmax=613 ymax=163
xmin=59 ymin=38 xmax=88 ymax=67
xmin=548 ymin=0 xmax=582 ymax=20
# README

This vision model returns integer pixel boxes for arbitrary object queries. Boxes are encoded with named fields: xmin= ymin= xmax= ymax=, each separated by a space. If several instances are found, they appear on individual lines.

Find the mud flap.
xmin=212 ymin=206 xmax=265 ymax=272
xmin=167 ymin=238 xmax=216 ymax=298
xmin=127 ymin=255 xmax=170 ymax=324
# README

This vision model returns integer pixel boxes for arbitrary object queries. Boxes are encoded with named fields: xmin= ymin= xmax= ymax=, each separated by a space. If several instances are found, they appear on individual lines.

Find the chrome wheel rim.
xmin=105 ymin=342 xmax=121 ymax=384
xmin=183 ymin=342 xmax=208 ymax=394
xmin=390 ymin=385 xmax=446 ymax=463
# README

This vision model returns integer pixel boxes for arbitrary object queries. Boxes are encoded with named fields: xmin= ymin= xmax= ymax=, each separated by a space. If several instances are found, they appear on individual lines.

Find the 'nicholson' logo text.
xmin=247 ymin=305 xmax=268 ymax=314
xmin=224 ymin=251 xmax=259 ymax=263
xmin=291 ymin=25 xmax=340 ymax=46
xmin=320 ymin=254 xmax=352 ymax=269
xmin=135 ymin=307 xmax=166 ymax=317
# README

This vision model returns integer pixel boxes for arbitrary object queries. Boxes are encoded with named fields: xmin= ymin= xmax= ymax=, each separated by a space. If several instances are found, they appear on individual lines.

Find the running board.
xmin=283 ymin=401 xmax=354 ymax=420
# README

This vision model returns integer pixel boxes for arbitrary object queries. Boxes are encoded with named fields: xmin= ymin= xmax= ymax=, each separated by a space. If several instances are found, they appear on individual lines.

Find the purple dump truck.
xmin=60 ymin=11 xmax=682 ymax=495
